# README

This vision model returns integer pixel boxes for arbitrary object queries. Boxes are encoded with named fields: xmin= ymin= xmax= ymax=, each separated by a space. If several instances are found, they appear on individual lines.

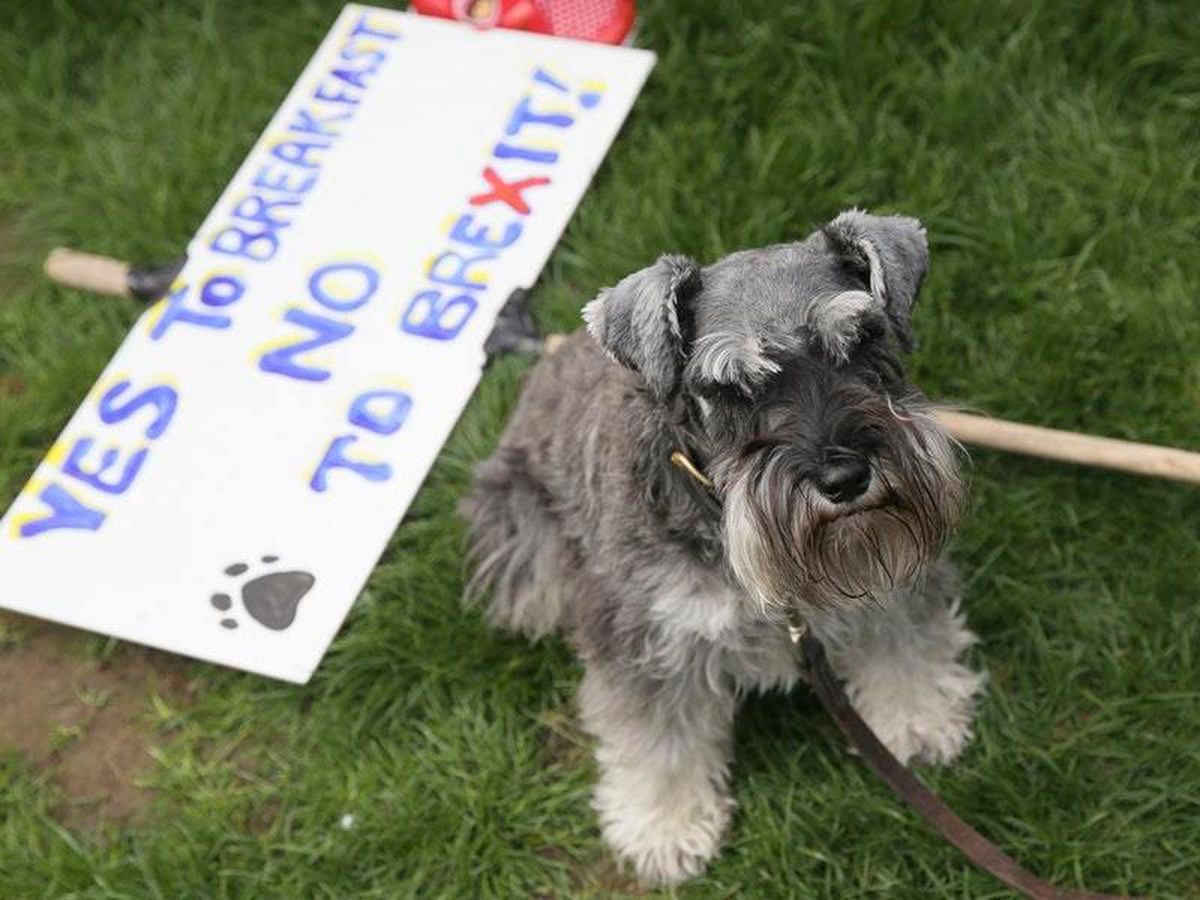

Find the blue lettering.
xmin=309 ymin=262 xmax=379 ymax=313
xmin=532 ymin=68 xmax=568 ymax=93
xmin=314 ymin=82 xmax=360 ymax=106
xmin=332 ymin=67 xmax=370 ymax=89
xmin=259 ymin=307 xmax=355 ymax=382
xmin=310 ymin=434 xmax=391 ymax=492
xmin=289 ymin=108 xmax=352 ymax=138
xmin=253 ymin=164 xmax=318 ymax=195
xmin=400 ymin=289 xmax=476 ymax=342
xmin=19 ymin=483 xmax=105 ymax=538
xmin=271 ymin=139 xmax=330 ymax=169
xmin=504 ymin=96 xmax=574 ymax=137
xmin=493 ymin=142 xmax=559 ymax=164
xmin=232 ymin=193 xmax=299 ymax=231
xmin=339 ymin=43 xmax=387 ymax=66
xmin=349 ymin=12 xmax=402 ymax=41
xmin=450 ymin=214 xmax=523 ymax=250
xmin=150 ymin=284 xmax=232 ymax=341
xmin=201 ymin=274 xmax=245 ymax=308
xmin=210 ymin=225 xmax=278 ymax=262
xmin=62 ymin=438 xmax=147 ymax=495
xmin=349 ymin=390 xmax=411 ymax=436
xmin=98 ymin=381 xmax=177 ymax=440
xmin=427 ymin=249 xmax=496 ymax=291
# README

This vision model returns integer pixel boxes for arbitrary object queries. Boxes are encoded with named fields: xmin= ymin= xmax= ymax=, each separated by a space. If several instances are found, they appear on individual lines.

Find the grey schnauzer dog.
xmin=463 ymin=210 xmax=985 ymax=885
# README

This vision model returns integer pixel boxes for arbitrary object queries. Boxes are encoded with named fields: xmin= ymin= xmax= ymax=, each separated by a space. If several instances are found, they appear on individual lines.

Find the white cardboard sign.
xmin=0 ymin=7 xmax=654 ymax=682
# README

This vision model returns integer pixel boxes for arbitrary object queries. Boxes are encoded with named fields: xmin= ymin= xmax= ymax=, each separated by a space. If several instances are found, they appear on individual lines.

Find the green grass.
xmin=2 ymin=0 xmax=1199 ymax=896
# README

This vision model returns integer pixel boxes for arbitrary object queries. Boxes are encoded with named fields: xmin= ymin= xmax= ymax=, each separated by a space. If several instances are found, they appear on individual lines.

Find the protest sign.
xmin=0 ymin=6 xmax=654 ymax=682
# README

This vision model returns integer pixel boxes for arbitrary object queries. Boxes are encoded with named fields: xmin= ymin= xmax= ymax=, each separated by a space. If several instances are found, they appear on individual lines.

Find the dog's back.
xmin=462 ymin=330 xmax=616 ymax=637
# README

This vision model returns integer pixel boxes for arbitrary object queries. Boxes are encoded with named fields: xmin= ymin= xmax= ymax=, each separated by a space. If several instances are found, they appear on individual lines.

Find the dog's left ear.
xmin=824 ymin=210 xmax=929 ymax=349
xmin=583 ymin=254 xmax=702 ymax=401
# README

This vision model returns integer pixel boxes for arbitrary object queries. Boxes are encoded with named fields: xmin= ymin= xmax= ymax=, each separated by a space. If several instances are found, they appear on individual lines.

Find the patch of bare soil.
xmin=567 ymin=853 xmax=646 ymax=897
xmin=0 ymin=612 xmax=197 ymax=829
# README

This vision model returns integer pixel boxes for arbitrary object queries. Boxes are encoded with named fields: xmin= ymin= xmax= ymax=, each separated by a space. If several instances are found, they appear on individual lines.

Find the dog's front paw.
xmin=848 ymin=659 xmax=985 ymax=766
xmin=594 ymin=771 xmax=733 ymax=886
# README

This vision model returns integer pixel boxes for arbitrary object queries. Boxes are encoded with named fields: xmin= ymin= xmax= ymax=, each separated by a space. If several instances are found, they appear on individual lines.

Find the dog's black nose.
xmin=816 ymin=452 xmax=871 ymax=503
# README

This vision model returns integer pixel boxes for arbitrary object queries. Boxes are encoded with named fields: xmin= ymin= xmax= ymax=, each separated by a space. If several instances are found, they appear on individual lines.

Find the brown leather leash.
xmin=796 ymin=631 xmax=1137 ymax=900
xmin=667 ymin=448 xmax=1140 ymax=900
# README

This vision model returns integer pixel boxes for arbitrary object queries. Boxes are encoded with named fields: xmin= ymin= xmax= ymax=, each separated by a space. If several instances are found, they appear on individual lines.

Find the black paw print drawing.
xmin=211 ymin=555 xmax=315 ymax=631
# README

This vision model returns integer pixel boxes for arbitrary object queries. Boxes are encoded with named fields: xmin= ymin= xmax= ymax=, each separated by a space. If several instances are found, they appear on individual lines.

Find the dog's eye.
xmin=693 ymin=378 xmax=752 ymax=408
xmin=849 ymin=337 xmax=907 ymax=387
xmin=857 ymin=315 xmax=885 ymax=342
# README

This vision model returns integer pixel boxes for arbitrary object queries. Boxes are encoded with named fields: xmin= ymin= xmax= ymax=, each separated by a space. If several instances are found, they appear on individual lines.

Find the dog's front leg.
xmin=578 ymin=656 xmax=736 ymax=886
xmin=810 ymin=561 xmax=986 ymax=766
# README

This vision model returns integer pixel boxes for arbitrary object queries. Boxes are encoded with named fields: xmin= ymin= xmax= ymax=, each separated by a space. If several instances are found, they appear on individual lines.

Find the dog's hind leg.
xmin=810 ymin=560 xmax=986 ymax=766
xmin=462 ymin=446 xmax=575 ymax=638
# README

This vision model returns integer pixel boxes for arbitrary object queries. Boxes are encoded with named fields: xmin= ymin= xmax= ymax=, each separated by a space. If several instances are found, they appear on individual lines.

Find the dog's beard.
xmin=721 ymin=406 xmax=964 ymax=614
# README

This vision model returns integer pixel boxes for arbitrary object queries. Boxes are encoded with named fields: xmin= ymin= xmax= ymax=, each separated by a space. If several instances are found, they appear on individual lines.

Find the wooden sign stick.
xmin=46 ymin=254 xmax=1200 ymax=486
xmin=934 ymin=409 xmax=1200 ymax=485
xmin=44 ymin=247 xmax=184 ymax=302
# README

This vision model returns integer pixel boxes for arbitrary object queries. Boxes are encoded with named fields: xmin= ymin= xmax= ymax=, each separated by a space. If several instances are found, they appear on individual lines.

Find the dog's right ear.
xmin=582 ymin=254 xmax=702 ymax=402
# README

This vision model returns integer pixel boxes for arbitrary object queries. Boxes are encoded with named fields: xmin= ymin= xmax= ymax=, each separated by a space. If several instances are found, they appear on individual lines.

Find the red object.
xmin=469 ymin=167 xmax=551 ymax=215
xmin=411 ymin=0 xmax=636 ymax=45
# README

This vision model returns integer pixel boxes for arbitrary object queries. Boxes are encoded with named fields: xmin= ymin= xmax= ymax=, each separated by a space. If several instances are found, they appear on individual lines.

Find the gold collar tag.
xmin=669 ymin=450 xmax=715 ymax=490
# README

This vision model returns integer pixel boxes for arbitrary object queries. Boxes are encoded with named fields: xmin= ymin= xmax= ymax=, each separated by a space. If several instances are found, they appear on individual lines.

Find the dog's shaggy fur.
xmin=463 ymin=210 xmax=985 ymax=885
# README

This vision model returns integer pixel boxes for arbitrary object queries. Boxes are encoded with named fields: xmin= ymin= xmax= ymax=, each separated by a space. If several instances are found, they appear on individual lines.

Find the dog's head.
xmin=584 ymin=210 xmax=964 ymax=613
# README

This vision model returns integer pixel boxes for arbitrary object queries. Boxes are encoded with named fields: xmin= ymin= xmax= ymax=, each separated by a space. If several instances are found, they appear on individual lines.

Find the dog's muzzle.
xmin=688 ymin=406 xmax=964 ymax=613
